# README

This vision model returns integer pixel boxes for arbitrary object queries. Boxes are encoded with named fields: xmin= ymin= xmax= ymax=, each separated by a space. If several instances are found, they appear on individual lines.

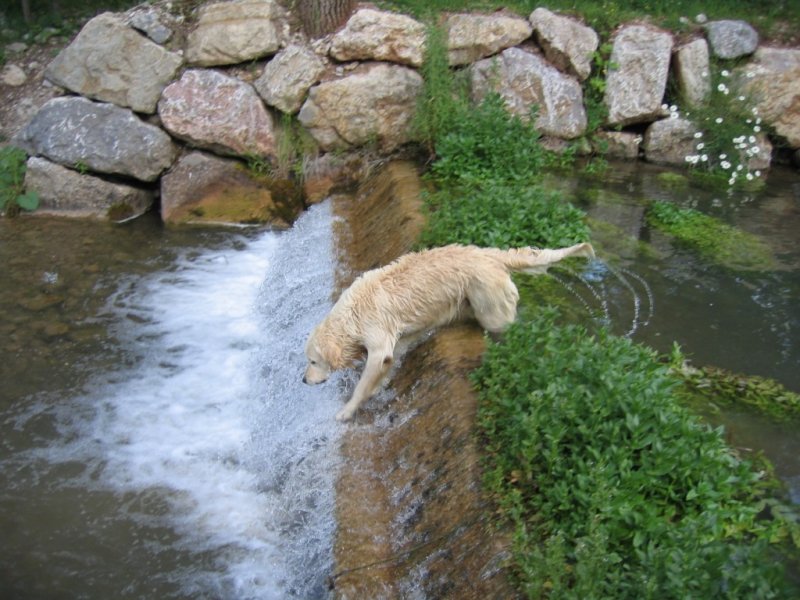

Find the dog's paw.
xmin=335 ymin=407 xmax=355 ymax=422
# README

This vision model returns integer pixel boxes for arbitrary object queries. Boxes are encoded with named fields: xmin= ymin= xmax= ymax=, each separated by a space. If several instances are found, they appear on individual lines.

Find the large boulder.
xmin=14 ymin=96 xmax=177 ymax=182
xmin=25 ymin=156 xmax=153 ymax=220
xmin=185 ymin=0 xmax=285 ymax=66
xmin=705 ymin=20 xmax=758 ymax=59
xmin=330 ymin=8 xmax=426 ymax=67
xmin=673 ymin=38 xmax=711 ymax=108
xmin=472 ymin=47 xmax=587 ymax=139
xmin=642 ymin=117 xmax=698 ymax=166
xmin=158 ymin=69 xmax=276 ymax=159
xmin=44 ymin=13 xmax=182 ymax=114
xmin=255 ymin=44 xmax=326 ymax=114
xmin=605 ymin=25 xmax=673 ymax=127
xmin=735 ymin=47 xmax=800 ymax=149
xmin=298 ymin=64 xmax=423 ymax=152
xmin=529 ymin=8 xmax=598 ymax=81
xmin=160 ymin=151 xmax=304 ymax=226
xmin=446 ymin=13 xmax=532 ymax=66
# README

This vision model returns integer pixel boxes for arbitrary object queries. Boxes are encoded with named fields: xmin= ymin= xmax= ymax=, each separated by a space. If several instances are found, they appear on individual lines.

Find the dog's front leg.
xmin=336 ymin=349 xmax=393 ymax=422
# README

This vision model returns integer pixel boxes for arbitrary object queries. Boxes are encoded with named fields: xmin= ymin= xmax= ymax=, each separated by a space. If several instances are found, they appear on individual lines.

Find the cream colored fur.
xmin=304 ymin=243 xmax=595 ymax=421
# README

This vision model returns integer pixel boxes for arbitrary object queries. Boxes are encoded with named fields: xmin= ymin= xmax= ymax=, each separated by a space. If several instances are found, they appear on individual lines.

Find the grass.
xmin=473 ymin=312 xmax=799 ymax=599
xmin=0 ymin=146 xmax=38 ymax=217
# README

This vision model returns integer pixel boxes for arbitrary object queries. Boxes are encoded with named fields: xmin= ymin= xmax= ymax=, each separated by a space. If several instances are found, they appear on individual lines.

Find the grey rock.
xmin=14 ymin=96 xmax=178 ymax=182
xmin=44 ymin=13 xmax=183 ymax=114
xmin=298 ymin=63 xmax=423 ymax=151
xmin=330 ymin=8 xmax=426 ymax=67
xmin=643 ymin=117 xmax=698 ymax=166
xmin=472 ymin=47 xmax=587 ymax=139
xmin=673 ymin=38 xmax=711 ymax=107
xmin=529 ymin=7 xmax=598 ymax=81
xmin=255 ymin=44 xmax=326 ymax=114
xmin=127 ymin=7 xmax=174 ymax=44
xmin=159 ymin=69 xmax=275 ymax=159
xmin=446 ymin=13 xmax=532 ymax=66
xmin=605 ymin=25 xmax=673 ymax=127
xmin=25 ymin=156 xmax=153 ymax=219
xmin=185 ymin=0 xmax=285 ymax=66
xmin=705 ymin=20 xmax=758 ymax=59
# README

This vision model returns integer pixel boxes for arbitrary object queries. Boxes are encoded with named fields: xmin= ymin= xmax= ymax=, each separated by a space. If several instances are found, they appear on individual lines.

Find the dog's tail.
xmin=487 ymin=243 xmax=595 ymax=275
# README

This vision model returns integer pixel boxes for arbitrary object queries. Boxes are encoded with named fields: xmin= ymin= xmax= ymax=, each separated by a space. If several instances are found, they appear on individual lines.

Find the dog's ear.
xmin=323 ymin=339 xmax=344 ymax=369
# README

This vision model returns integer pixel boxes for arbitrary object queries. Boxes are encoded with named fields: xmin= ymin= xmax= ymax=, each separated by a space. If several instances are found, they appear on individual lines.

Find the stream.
xmin=0 ymin=162 xmax=799 ymax=597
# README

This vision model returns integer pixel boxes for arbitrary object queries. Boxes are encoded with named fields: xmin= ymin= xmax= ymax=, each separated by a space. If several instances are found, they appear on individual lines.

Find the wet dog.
xmin=303 ymin=243 xmax=594 ymax=421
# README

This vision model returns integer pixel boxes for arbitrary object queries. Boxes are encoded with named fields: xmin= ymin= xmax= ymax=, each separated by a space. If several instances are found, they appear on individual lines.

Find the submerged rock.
xmin=25 ymin=156 xmax=154 ymax=220
xmin=160 ymin=151 xmax=304 ymax=227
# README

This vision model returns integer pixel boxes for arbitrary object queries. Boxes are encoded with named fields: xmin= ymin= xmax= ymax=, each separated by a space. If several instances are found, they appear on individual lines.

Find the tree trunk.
xmin=296 ymin=0 xmax=355 ymax=38
xmin=21 ymin=0 xmax=32 ymax=24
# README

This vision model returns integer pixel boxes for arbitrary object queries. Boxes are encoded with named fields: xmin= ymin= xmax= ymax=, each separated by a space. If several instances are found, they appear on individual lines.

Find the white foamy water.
xmin=15 ymin=202 xmax=342 ymax=598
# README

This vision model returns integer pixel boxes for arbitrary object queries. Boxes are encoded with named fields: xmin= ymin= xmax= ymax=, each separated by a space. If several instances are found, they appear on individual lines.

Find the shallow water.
xmin=545 ymin=163 xmax=800 ymax=500
xmin=1 ymin=203 xmax=341 ymax=598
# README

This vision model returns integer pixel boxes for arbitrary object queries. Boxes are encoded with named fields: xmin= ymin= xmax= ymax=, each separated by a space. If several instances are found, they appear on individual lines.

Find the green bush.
xmin=418 ymin=182 xmax=590 ymax=249
xmin=473 ymin=310 xmax=798 ymax=599
xmin=646 ymin=200 xmax=776 ymax=271
xmin=0 ymin=146 xmax=38 ymax=217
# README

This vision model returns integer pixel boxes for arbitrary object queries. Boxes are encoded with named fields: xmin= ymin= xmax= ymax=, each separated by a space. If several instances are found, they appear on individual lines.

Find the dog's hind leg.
xmin=467 ymin=273 xmax=520 ymax=333
xmin=336 ymin=341 xmax=395 ymax=422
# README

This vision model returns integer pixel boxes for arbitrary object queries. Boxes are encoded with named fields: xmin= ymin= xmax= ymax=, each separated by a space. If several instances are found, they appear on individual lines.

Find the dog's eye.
xmin=310 ymin=360 xmax=317 ymax=365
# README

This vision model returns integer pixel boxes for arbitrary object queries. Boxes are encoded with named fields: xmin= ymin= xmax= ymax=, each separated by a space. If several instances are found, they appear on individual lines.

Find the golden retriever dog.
xmin=304 ymin=243 xmax=594 ymax=421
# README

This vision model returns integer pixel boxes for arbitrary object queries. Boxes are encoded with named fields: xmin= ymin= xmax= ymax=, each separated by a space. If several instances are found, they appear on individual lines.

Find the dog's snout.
xmin=302 ymin=375 xmax=308 ymax=384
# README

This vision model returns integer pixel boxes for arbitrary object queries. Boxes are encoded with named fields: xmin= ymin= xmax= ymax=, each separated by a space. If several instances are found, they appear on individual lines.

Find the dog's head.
xmin=302 ymin=323 xmax=340 ymax=385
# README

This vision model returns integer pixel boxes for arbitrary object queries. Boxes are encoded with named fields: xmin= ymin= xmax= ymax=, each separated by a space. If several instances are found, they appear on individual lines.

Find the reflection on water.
xmin=1 ymin=204 xmax=340 ymax=598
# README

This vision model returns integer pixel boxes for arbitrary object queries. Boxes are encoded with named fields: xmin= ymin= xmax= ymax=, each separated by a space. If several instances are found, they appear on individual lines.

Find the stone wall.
xmin=5 ymin=1 xmax=800 ymax=222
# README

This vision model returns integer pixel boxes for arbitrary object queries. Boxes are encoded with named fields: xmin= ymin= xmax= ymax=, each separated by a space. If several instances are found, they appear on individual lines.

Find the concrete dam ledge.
xmin=329 ymin=161 xmax=519 ymax=599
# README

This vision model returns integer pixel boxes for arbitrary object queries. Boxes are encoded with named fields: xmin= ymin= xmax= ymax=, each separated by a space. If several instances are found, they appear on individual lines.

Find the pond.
xmin=0 ymin=162 xmax=798 ymax=597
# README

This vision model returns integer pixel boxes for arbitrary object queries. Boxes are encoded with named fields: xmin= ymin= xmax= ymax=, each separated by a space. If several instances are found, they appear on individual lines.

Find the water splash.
xmin=550 ymin=259 xmax=655 ymax=338
xmin=5 ymin=202 xmax=341 ymax=598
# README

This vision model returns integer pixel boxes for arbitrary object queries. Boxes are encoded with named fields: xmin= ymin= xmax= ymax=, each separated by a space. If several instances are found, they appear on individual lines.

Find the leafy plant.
xmin=472 ymin=310 xmax=799 ymax=599
xmin=646 ymin=200 xmax=776 ymax=271
xmin=418 ymin=182 xmax=590 ymax=250
xmin=0 ymin=146 xmax=39 ymax=217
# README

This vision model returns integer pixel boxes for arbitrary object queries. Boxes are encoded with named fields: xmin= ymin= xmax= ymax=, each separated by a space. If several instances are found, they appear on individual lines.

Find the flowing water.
xmin=1 ymin=162 xmax=799 ymax=598
xmin=1 ymin=203 xmax=341 ymax=598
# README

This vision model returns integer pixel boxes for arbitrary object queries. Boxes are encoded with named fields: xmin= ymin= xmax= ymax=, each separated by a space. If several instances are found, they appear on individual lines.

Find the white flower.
xmin=746 ymin=71 xmax=755 ymax=78
xmin=696 ymin=142 xmax=705 ymax=150
xmin=738 ymin=95 xmax=746 ymax=102
xmin=701 ymin=154 xmax=708 ymax=162
xmin=721 ymin=69 xmax=730 ymax=77
xmin=694 ymin=131 xmax=703 ymax=138
xmin=715 ymin=117 xmax=724 ymax=124
xmin=661 ymin=103 xmax=669 ymax=111
xmin=737 ymin=164 xmax=743 ymax=171
xmin=728 ymin=178 xmax=736 ymax=186
xmin=748 ymin=136 xmax=756 ymax=143
xmin=754 ymin=125 xmax=761 ymax=133
xmin=746 ymin=173 xmax=754 ymax=181
xmin=721 ymin=161 xmax=731 ymax=169
xmin=755 ymin=170 xmax=761 ymax=177
xmin=752 ymin=107 xmax=759 ymax=115
xmin=717 ymin=83 xmax=727 ymax=92
xmin=720 ymin=154 xmax=728 ymax=160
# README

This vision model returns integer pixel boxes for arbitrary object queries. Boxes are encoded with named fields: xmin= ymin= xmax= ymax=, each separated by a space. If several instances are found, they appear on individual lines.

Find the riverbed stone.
xmin=705 ymin=19 xmax=758 ymax=59
xmin=14 ymin=96 xmax=178 ymax=182
xmin=1 ymin=63 xmax=26 ymax=86
xmin=24 ymin=156 xmax=154 ymax=219
xmin=642 ymin=117 xmax=698 ymax=166
xmin=330 ymin=8 xmax=425 ymax=67
xmin=673 ymin=38 xmax=711 ymax=107
xmin=126 ymin=6 xmax=174 ymax=44
xmin=298 ymin=63 xmax=423 ymax=152
xmin=734 ymin=47 xmax=800 ymax=149
xmin=160 ymin=151 xmax=304 ymax=226
xmin=605 ymin=24 xmax=673 ymax=127
xmin=159 ymin=69 xmax=276 ymax=159
xmin=593 ymin=130 xmax=641 ymax=159
xmin=446 ymin=12 xmax=532 ymax=66
xmin=472 ymin=46 xmax=587 ymax=139
xmin=529 ymin=7 xmax=598 ymax=81
xmin=44 ymin=13 xmax=183 ymax=114
xmin=185 ymin=0 xmax=285 ymax=66
xmin=254 ymin=44 xmax=325 ymax=114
